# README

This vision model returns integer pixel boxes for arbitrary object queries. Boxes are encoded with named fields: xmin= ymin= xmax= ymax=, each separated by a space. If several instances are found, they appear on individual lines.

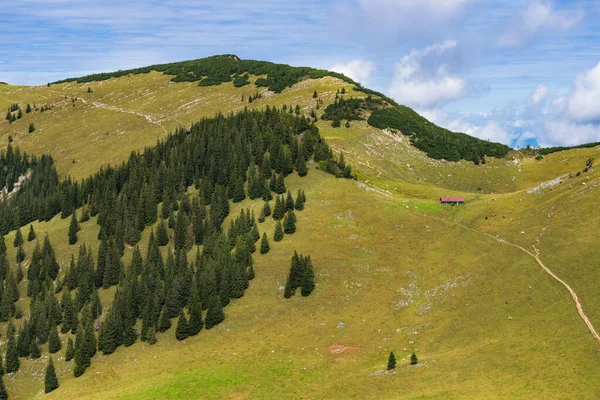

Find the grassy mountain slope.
xmin=0 ymin=57 xmax=599 ymax=399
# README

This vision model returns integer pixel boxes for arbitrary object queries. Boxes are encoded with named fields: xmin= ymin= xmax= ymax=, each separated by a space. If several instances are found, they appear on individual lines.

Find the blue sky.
xmin=1 ymin=0 xmax=599 ymax=147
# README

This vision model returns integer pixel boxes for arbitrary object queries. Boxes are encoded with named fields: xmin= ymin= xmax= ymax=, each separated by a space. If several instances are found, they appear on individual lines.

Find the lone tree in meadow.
xmin=410 ymin=352 xmax=418 ymax=365
xmin=29 ymin=122 xmax=36 ymax=133
xmin=313 ymin=90 xmax=318 ymax=98
xmin=45 ymin=357 xmax=59 ymax=393
xmin=387 ymin=351 xmax=396 ymax=370
xmin=260 ymin=232 xmax=270 ymax=254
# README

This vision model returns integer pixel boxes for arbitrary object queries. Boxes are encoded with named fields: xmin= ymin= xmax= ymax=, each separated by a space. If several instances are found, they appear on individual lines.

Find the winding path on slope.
xmin=416 ymin=211 xmax=600 ymax=346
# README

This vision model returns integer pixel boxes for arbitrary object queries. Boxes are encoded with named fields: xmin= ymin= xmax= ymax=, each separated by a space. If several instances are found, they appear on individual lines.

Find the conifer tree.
xmin=269 ymin=172 xmax=277 ymax=192
xmin=16 ymin=244 xmax=25 ymax=263
xmin=13 ymin=228 xmax=23 ymax=247
xmin=387 ymin=352 xmax=396 ymax=370
xmin=205 ymin=295 xmax=225 ymax=329
xmin=65 ymin=337 xmax=75 ymax=361
xmin=45 ymin=357 xmax=59 ymax=393
xmin=295 ymin=189 xmax=305 ymax=210
xmin=30 ymin=340 xmax=41 ymax=359
xmin=158 ymin=305 xmax=171 ymax=332
xmin=285 ymin=190 xmax=295 ymax=210
xmin=0 ymin=355 xmax=3 ymax=376
xmin=155 ymin=219 xmax=169 ymax=246
xmin=410 ymin=352 xmax=418 ymax=365
xmin=283 ymin=210 xmax=296 ymax=234
xmin=5 ymin=322 xmax=19 ymax=373
xmin=260 ymin=232 xmax=270 ymax=254
xmin=300 ymin=256 xmax=315 ymax=297
xmin=263 ymin=200 xmax=272 ymax=217
xmin=0 ymin=375 xmax=7 ymax=400
xmin=61 ymin=289 xmax=76 ymax=333
xmin=275 ymin=174 xmax=286 ymax=194
xmin=258 ymin=209 xmax=265 ymax=223
xmin=187 ymin=288 xmax=204 ymax=337
xmin=80 ymin=207 xmax=90 ymax=223
xmin=49 ymin=325 xmax=62 ymax=353
xmin=175 ymin=311 xmax=189 ymax=340
xmin=272 ymin=196 xmax=286 ymax=220
xmin=28 ymin=224 xmax=36 ymax=241
xmin=69 ymin=212 xmax=78 ymax=245
xmin=313 ymin=90 xmax=318 ymax=98
xmin=296 ymin=153 xmax=308 ymax=177
xmin=29 ymin=122 xmax=36 ymax=133
xmin=274 ymin=220 xmax=284 ymax=242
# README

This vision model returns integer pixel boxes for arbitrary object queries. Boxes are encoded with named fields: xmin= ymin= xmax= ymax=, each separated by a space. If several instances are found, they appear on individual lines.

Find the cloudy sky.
xmin=2 ymin=0 xmax=599 ymax=147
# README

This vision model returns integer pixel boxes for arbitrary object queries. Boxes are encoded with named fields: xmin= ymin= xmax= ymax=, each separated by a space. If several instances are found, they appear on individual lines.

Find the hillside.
xmin=0 ymin=56 xmax=599 ymax=399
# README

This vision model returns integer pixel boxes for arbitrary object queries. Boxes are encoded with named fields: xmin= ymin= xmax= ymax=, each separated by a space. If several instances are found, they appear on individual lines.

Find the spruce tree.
xmin=285 ymin=190 xmax=295 ymax=210
xmin=5 ymin=323 xmax=19 ymax=373
xmin=30 ymin=340 xmax=41 ymax=359
xmin=29 ymin=122 xmax=36 ymax=133
xmin=0 ymin=375 xmax=7 ymax=400
xmin=0 ymin=355 xmax=3 ymax=376
xmin=175 ymin=311 xmax=189 ymax=340
xmin=263 ymin=200 xmax=272 ymax=217
xmin=300 ymin=256 xmax=315 ymax=297
xmin=272 ymin=196 xmax=286 ymax=220
xmin=49 ymin=325 xmax=62 ymax=353
xmin=28 ymin=224 xmax=36 ymax=241
xmin=296 ymin=153 xmax=308 ymax=177
xmin=410 ymin=352 xmax=418 ymax=365
xmin=274 ymin=219 xmax=284 ymax=242
xmin=283 ymin=210 xmax=296 ymax=234
xmin=187 ymin=285 xmax=203 ymax=336
xmin=65 ymin=337 xmax=75 ymax=361
xmin=69 ymin=212 xmax=78 ymax=245
xmin=13 ymin=228 xmax=23 ymax=247
xmin=158 ymin=306 xmax=171 ymax=332
xmin=232 ymin=176 xmax=246 ymax=203
xmin=295 ymin=189 xmax=305 ymax=211
xmin=260 ymin=232 xmax=270 ymax=254
xmin=16 ymin=244 xmax=25 ymax=263
xmin=156 ymin=219 xmax=169 ymax=246
xmin=387 ymin=352 xmax=396 ymax=370
xmin=275 ymin=174 xmax=286 ymax=194
xmin=205 ymin=295 xmax=224 ymax=329
xmin=45 ymin=357 xmax=59 ymax=393
xmin=80 ymin=207 xmax=90 ymax=223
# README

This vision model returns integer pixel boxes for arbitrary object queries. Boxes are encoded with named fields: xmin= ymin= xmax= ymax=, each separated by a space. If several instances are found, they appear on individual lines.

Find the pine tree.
xmin=155 ymin=219 xmax=169 ymax=246
xmin=387 ymin=352 xmax=396 ymax=370
xmin=283 ymin=210 xmax=296 ymax=234
xmin=313 ymin=90 xmax=318 ymax=98
xmin=69 ymin=212 xmax=78 ymax=245
xmin=272 ymin=196 xmax=286 ymax=220
xmin=274 ymin=219 xmax=284 ymax=242
xmin=13 ymin=228 xmax=23 ymax=247
xmin=260 ymin=232 xmax=270 ymax=254
xmin=175 ymin=311 xmax=189 ymax=340
xmin=49 ymin=325 xmax=62 ymax=353
xmin=29 ymin=122 xmax=36 ymax=133
xmin=65 ymin=337 xmax=75 ymax=361
xmin=0 ymin=355 xmax=4 ymax=376
xmin=410 ymin=352 xmax=418 ymax=365
xmin=61 ymin=289 xmax=76 ymax=333
xmin=232 ymin=176 xmax=246 ymax=203
xmin=26 ymin=103 xmax=32 ymax=113
xmin=187 ymin=287 xmax=204 ymax=337
xmin=30 ymin=340 xmax=41 ymax=359
xmin=45 ymin=357 xmax=59 ymax=393
xmin=28 ymin=224 xmax=36 ymax=241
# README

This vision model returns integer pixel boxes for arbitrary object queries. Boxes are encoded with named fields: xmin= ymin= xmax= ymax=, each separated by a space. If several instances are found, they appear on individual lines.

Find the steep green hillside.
xmin=0 ymin=57 xmax=599 ymax=399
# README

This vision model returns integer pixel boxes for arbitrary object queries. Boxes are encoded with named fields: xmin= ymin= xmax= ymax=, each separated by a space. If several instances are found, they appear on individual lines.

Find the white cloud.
xmin=499 ymin=0 xmax=583 ymax=46
xmin=336 ymin=0 xmax=475 ymax=44
xmin=388 ymin=41 xmax=466 ymax=108
xmin=529 ymin=84 xmax=548 ymax=105
xmin=330 ymin=60 xmax=375 ymax=86
xmin=541 ymin=120 xmax=600 ymax=147
xmin=564 ymin=62 xmax=600 ymax=123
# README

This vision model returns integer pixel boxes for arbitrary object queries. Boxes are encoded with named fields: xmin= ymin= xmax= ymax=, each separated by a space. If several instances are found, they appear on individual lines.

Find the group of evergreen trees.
xmin=0 ymin=106 xmax=337 ymax=397
xmin=283 ymin=251 xmax=314 ymax=298
xmin=387 ymin=351 xmax=418 ymax=370
xmin=0 ymin=107 xmax=350 ymax=241
xmin=0 ymin=141 xmax=36 ymax=197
